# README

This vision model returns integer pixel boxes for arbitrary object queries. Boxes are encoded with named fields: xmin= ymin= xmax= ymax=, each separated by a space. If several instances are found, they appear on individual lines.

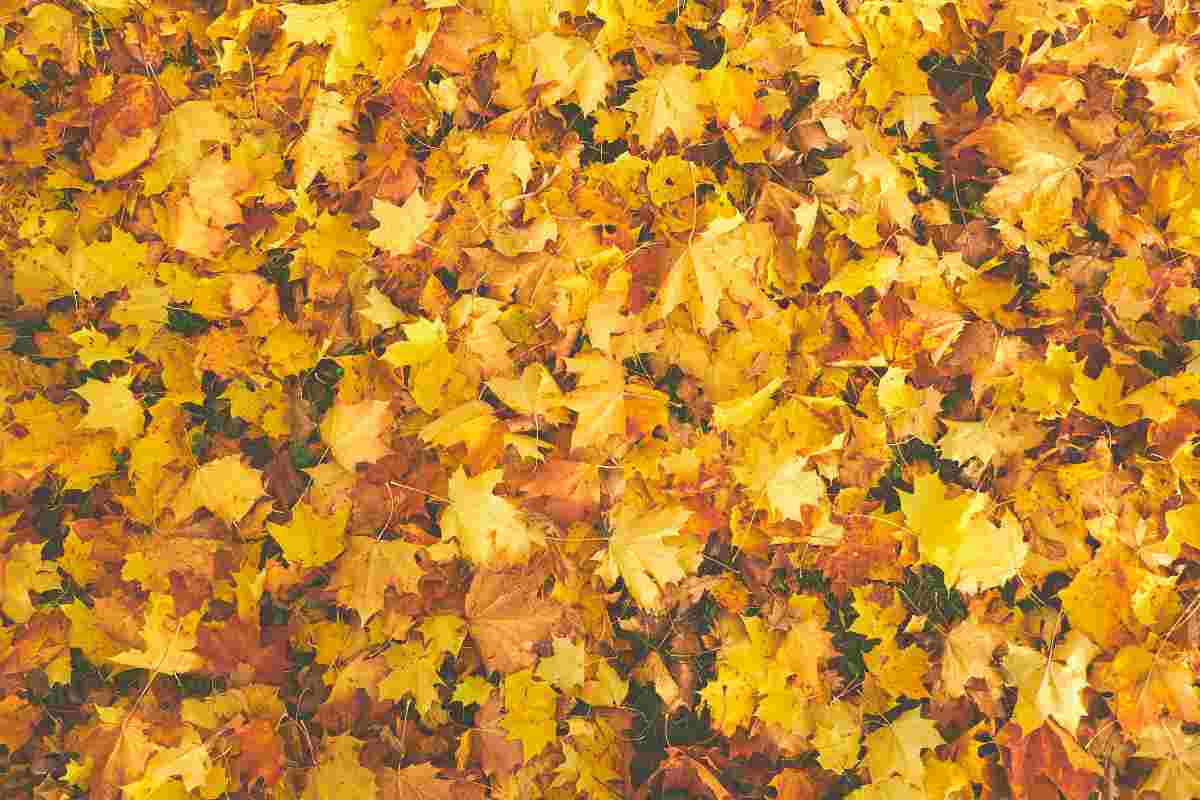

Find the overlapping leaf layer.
xmin=2 ymin=0 xmax=1200 ymax=797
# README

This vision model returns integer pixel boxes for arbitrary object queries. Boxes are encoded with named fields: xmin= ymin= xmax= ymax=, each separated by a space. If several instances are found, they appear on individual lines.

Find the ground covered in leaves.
xmin=5 ymin=0 xmax=1200 ymax=797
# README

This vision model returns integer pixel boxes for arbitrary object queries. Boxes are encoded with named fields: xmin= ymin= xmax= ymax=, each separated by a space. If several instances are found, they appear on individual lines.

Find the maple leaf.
xmin=520 ymin=458 xmax=602 ymax=523
xmin=1136 ymin=721 xmax=1200 ymax=800
xmin=863 ymin=707 xmax=944 ymax=784
xmin=368 ymin=193 xmax=436 ymax=256
xmin=121 ymin=729 xmax=212 ymax=800
xmin=1145 ymin=57 xmax=1200 ymax=131
xmin=712 ymin=376 xmax=785 ymax=431
xmin=87 ymin=708 xmax=158 ymax=800
xmin=464 ymin=568 xmax=562 ymax=673
xmin=765 ymin=454 xmax=826 ymax=522
xmin=330 ymin=537 xmax=423 ymax=625
xmin=487 ymin=363 xmax=570 ymax=426
xmin=658 ymin=213 xmax=777 ymax=334
xmin=386 ymin=763 xmax=485 ymax=800
xmin=941 ymin=617 xmax=1003 ymax=698
xmin=230 ymin=719 xmax=286 ymax=788
xmin=563 ymin=351 xmax=627 ymax=452
xmin=279 ymin=0 xmax=387 ymax=84
xmin=536 ymin=635 xmax=586 ymax=692
xmin=421 ymin=614 xmax=468 ymax=658
xmin=357 ymin=285 xmax=406 ymax=330
xmin=622 ymin=63 xmax=708 ymax=148
xmin=513 ymin=33 xmax=613 ymax=114
xmin=865 ymin=638 xmax=932 ymax=700
xmin=73 ymin=375 xmax=145 ymax=446
xmin=499 ymin=668 xmax=558 ymax=760
xmin=441 ymin=466 xmax=544 ymax=565
xmin=452 ymin=676 xmax=495 ymax=709
xmin=62 ymin=229 xmax=150 ymax=300
xmin=1003 ymin=630 xmax=1098 ymax=737
xmin=814 ymin=699 xmax=861 ymax=774
xmin=303 ymin=735 xmax=377 ymax=800
xmin=554 ymin=718 xmax=627 ymax=799
xmin=320 ymin=398 xmax=394 ymax=471
xmin=899 ymin=473 xmax=1028 ymax=594
xmin=959 ymin=119 xmax=1083 ymax=244
xmin=1 ymin=541 xmax=61 ymax=623
xmin=1094 ymin=643 xmax=1200 ymax=735
xmin=938 ymin=411 xmax=1045 ymax=470
xmin=1003 ymin=723 xmax=1101 ymax=800
xmin=175 ymin=455 xmax=266 ymax=526
xmin=268 ymin=501 xmax=349 ymax=568
xmin=0 ymin=695 xmax=39 ymax=754
xmin=293 ymin=89 xmax=359 ymax=190
xmin=70 ymin=326 xmax=131 ymax=368
xmin=379 ymin=640 xmax=445 ymax=717
xmin=383 ymin=317 xmax=449 ymax=367
xmin=595 ymin=501 xmax=698 ymax=611
xmin=110 ymin=593 xmax=205 ymax=674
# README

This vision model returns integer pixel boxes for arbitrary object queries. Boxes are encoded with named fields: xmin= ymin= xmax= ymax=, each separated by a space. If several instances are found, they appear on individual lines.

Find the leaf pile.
xmin=3 ymin=0 xmax=1200 ymax=798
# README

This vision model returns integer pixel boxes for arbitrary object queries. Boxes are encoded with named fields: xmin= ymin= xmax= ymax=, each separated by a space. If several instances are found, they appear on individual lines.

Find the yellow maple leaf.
xmin=712 ymin=376 xmax=784 ymax=431
xmin=1095 ymin=644 xmax=1200 ymax=735
xmin=563 ymin=351 xmax=627 ymax=452
xmin=1002 ymin=629 xmax=1098 ymax=737
xmin=293 ymin=89 xmax=359 ymax=190
xmin=1136 ymin=721 xmax=1200 ymax=800
xmin=63 ymin=229 xmax=150 ymax=299
xmin=268 ymin=501 xmax=349 ymax=568
xmin=863 ymin=707 xmax=944 ymax=784
xmin=319 ymin=398 xmax=394 ymax=471
xmin=536 ymin=636 xmax=587 ymax=692
xmin=899 ymin=473 xmax=1028 ymax=594
xmin=940 ymin=618 xmax=1003 ymax=698
xmin=110 ymin=593 xmax=205 ymax=674
xmin=594 ymin=500 xmax=698 ymax=611
xmin=658 ymin=213 xmax=777 ymax=334
xmin=864 ymin=638 xmax=932 ymax=700
xmin=765 ymin=454 xmax=826 ymax=522
xmin=622 ymin=63 xmax=708 ymax=148
xmin=1 ymin=541 xmax=61 ymax=623
xmin=175 ymin=455 xmax=266 ymax=526
xmin=850 ymin=587 xmax=908 ymax=642
xmin=1071 ymin=365 xmax=1141 ymax=427
xmin=142 ymin=100 xmax=234 ymax=194
xmin=441 ymin=467 xmax=544 ymax=566
xmin=303 ymin=735 xmax=377 ymax=800
xmin=73 ymin=375 xmax=145 ymax=446
xmin=368 ymin=193 xmax=436 ymax=257
xmin=487 ymin=363 xmax=570 ymax=426
xmin=513 ymin=33 xmax=613 ymax=114
xmin=378 ymin=640 xmax=444 ymax=717
xmin=69 ymin=327 xmax=131 ymax=368
xmin=499 ymin=668 xmax=559 ymax=761
xmin=279 ymin=0 xmax=387 ymax=85
xmin=121 ymin=728 xmax=212 ymax=800
xmin=814 ymin=699 xmax=861 ymax=773
xmin=356 ymin=286 xmax=406 ymax=330
xmin=962 ymin=118 xmax=1083 ymax=244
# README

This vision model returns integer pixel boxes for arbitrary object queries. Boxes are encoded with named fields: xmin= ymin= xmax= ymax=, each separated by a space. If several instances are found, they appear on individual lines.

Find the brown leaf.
xmin=382 ymin=763 xmax=486 ymax=800
xmin=232 ymin=719 xmax=286 ymax=788
xmin=464 ymin=568 xmax=563 ymax=673
xmin=998 ymin=721 xmax=1102 ymax=800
